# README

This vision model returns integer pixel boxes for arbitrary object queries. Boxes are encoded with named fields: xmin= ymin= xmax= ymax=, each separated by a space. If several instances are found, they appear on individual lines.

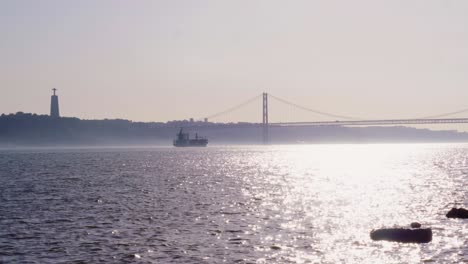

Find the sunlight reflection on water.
xmin=0 ymin=144 xmax=466 ymax=263
xmin=223 ymin=144 xmax=467 ymax=263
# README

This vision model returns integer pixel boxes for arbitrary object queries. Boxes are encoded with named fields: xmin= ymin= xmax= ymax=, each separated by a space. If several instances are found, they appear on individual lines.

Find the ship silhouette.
xmin=173 ymin=128 xmax=208 ymax=147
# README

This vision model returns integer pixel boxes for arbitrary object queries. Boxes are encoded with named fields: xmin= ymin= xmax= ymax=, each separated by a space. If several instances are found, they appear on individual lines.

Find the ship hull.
xmin=173 ymin=139 xmax=208 ymax=147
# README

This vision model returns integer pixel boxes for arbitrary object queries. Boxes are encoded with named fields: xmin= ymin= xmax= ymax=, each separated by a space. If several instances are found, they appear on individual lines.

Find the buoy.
xmin=370 ymin=228 xmax=432 ymax=243
xmin=446 ymin=208 xmax=468 ymax=219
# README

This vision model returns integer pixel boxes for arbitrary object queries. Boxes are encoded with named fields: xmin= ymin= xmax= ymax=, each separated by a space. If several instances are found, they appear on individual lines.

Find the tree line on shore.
xmin=1 ymin=112 xmax=468 ymax=146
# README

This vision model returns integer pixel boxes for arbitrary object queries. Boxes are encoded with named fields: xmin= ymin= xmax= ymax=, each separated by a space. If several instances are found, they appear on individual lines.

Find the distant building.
xmin=204 ymin=118 xmax=208 ymax=122
xmin=50 ymin=88 xmax=60 ymax=117
xmin=190 ymin=118 xmax=194 ymax=123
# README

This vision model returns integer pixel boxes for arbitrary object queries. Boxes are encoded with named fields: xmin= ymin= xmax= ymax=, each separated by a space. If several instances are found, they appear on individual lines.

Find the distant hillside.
xmin=1 ymin=112 xmax=468 ymax=146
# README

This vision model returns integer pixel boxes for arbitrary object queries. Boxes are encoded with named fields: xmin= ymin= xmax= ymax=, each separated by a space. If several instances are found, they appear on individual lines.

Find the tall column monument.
xmin=50 ymin=88 xmax=60 ymax=118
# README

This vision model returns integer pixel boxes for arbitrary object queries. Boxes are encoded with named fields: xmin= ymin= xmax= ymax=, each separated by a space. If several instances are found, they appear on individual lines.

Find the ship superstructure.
xmin=173 ymin=128 xmax=208 ymax=147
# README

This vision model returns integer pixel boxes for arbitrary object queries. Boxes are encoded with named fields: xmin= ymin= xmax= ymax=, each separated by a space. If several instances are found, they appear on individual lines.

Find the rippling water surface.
xmin=0 ymin=144 xmax=467 ymax=263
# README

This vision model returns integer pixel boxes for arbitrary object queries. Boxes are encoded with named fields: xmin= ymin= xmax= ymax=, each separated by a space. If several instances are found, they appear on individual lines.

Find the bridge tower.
xmin=50 ymin=88 xmax=60 ymax=118
xmin=262 ymin=92 xmax=269 ymax=144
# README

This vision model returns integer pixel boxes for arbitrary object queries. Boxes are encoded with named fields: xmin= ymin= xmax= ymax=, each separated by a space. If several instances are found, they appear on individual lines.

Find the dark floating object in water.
xmin=270 ymin=245 xmax=281 ymax=250
xmin=370 ymin=228 xmax=432 ymax=243
xmin=446 ymin=207 xmax=468 ymax=219
xmin=410 ymin=222 xmax=421 ymax=228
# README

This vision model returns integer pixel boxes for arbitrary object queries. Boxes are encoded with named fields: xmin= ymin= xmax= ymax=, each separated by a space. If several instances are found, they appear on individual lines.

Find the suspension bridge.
xmin=198 ymin=93 xmax=468 ymax=144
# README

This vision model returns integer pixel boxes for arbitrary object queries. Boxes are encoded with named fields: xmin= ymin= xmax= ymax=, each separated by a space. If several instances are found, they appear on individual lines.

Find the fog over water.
xmin=2 ymin=2 xmax=468 ymax=262
xmin=0 ymin=144 xmax=466 ymax=263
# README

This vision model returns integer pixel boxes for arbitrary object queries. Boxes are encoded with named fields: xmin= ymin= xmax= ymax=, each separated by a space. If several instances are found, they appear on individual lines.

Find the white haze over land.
xmin=1 ymin=0 xmax=468 ymax=125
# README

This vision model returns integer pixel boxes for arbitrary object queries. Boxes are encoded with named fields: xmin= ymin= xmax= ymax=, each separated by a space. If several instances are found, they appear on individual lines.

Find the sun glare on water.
xmin=233 ymin=144 xmax=464 ymax=263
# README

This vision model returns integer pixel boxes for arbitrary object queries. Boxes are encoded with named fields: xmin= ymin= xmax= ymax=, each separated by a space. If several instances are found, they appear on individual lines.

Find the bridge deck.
xmin=271 ymin=118 xmax=468 ymax=126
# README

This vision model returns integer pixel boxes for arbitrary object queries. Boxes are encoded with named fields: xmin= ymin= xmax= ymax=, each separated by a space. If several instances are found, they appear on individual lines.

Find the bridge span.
xmin=272 ymin=118 xmax=468 ymax=127
xmin=200 ymin=92 xmax=468 ymax=144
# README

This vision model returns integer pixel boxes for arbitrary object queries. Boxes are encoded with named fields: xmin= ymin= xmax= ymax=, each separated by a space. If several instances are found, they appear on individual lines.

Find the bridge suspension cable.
xmin=201 ymin=94 xmax=262 ymax=121
xmin=199 ymin=92 xmax=468 ymax=123
xmin=418 ymin=107 xmax=468 ymax=119
xmin=268 ymin=94 xmax=363 ymax=120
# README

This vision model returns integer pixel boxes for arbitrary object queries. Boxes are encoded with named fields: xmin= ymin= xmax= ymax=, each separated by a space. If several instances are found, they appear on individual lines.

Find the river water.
xmin=0 ymin=144 xmax=466 ymax=263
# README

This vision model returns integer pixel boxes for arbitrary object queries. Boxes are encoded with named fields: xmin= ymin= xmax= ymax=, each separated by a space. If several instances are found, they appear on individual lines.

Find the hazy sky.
xmin=1 ymin=0 xmax=468 ymax=122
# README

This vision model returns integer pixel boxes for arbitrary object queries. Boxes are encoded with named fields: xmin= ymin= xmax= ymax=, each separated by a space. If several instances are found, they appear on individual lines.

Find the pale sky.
xmin=1 ymin=0 xmax=468 ymax=123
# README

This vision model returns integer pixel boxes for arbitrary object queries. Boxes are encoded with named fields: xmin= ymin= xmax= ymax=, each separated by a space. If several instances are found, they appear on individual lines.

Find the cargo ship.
xmin=173 ymin=128 xmax=208 ymax=147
